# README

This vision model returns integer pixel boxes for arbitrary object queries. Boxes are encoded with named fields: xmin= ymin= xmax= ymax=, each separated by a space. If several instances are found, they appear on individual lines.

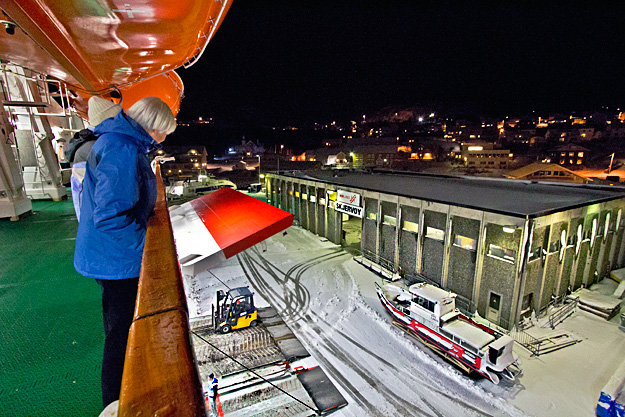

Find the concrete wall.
xmin=316 ymin=188 xmax=326 ymax=238
xmin=447 ymin=216 xmax=480 ymax=301
xmin=539 ymin=221 xmax=566 ymax=311
xmin=398 ymin=205 xmax=419 ymax=275
xmin=421 ymin=209 xmax=446 ymax=285
xmin=299 ymin=184 xmax=308 ymax=229
xmin=327 ymin=203 xmax=340 ymax=244
xmin=380 ymin=200 xmax=397 ymax=264
xmin=478 ymin=224 xmax=521 ymax=327
xmin=363 ymin=197 xmax=378 ymax=255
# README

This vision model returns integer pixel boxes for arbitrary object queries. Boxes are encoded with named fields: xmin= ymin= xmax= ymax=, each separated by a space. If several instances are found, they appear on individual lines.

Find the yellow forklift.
xmin=214 ymin=287 xmax=258 ymax=334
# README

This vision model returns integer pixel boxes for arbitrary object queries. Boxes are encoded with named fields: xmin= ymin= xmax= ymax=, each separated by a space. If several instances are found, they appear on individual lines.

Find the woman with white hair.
xmin=73 ymin=96 xmax=176 ymax=408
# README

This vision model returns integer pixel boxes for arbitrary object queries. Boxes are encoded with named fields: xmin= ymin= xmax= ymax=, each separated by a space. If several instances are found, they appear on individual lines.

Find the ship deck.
xmin=0 ymin=198 xmax=103 ymax=416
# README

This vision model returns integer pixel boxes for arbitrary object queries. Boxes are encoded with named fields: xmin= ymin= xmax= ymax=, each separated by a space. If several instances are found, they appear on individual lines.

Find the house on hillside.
xmin=547 ymin=144 xmax=590 ymax=167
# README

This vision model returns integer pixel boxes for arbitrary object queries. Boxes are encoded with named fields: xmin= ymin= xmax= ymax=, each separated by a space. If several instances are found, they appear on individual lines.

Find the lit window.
xmin=367 ymin=212 xmax=377 ymax=221
xmin=578 ymin=152 xmax=584 ymax=157
xmin=383 ymin=215 xmax=397 ymax=226
xmin=402 ymin=220 xmax=419 ymax=233
xmin=453 ymin=235 xmax=477 ymax=251
xmin=425 ymin=227 xmax=445 ymax=241
xmin=487 ymin=244 xmax=516 ymax=263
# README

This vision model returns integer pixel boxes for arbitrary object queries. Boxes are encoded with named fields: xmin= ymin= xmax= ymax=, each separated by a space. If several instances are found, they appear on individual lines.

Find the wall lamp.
xmin=502 ymin=226 xmax=517 ymax=234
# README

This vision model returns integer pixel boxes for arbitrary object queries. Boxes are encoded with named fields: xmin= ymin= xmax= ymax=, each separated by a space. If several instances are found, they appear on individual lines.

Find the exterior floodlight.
xmin=502 ymin=226 xmax=516 ymax=234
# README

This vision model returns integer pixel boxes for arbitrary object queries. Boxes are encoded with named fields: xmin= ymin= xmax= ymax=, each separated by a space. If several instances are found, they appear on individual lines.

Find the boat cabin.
xmin=407 ymin=283 xmax=456 ymax=319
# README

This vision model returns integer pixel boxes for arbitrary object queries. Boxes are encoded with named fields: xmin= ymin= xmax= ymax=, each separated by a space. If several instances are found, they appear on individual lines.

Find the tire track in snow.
xmin=241 ymin=249 xmax=441 ymax=417
xmin=238 ymin=250 xmax=382 ymax=413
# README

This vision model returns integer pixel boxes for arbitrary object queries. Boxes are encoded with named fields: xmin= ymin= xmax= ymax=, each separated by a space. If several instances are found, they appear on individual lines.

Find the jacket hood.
xmin=94 ymin=111 xmax=157 ymax=153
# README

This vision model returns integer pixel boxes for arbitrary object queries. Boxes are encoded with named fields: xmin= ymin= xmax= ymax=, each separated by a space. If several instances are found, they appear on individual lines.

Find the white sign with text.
xmin=335 ymin=202 xmax=363 ymax=218
xmin=337 ymin=190 xmax=361 ymax=206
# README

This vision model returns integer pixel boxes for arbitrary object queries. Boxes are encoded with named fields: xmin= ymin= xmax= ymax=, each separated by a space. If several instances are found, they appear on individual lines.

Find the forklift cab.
xmin=214 ymin=287 xmax=258 ymax=334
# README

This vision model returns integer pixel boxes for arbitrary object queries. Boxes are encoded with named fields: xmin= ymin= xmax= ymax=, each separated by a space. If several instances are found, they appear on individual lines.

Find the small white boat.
xmin=376 ymin=282 xmax=520 ymax=384
xmin=167 ymin=173 xmax=237 ymax=200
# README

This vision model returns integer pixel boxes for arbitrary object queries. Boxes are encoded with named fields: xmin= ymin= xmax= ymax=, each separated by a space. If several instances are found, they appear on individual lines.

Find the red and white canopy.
xmin=170 ymin=188 xmax=293 ymax=276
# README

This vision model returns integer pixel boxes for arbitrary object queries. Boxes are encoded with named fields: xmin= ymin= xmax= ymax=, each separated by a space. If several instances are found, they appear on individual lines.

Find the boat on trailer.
xmin=376 ymin=282 xmax=520 ymax=384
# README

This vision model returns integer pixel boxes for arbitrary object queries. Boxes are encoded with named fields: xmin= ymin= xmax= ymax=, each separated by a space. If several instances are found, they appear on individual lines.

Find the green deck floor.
xmin=0 ymin=198 xmax=103 ymax=416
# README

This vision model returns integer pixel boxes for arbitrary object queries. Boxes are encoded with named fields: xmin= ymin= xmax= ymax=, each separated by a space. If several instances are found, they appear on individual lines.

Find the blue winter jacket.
xmin=74 ymin=112 xmax=158 ymax=279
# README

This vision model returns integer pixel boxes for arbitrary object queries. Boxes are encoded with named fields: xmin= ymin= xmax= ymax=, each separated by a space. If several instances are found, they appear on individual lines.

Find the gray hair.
xmin=127 ymin=96 xmax=176 ymax=135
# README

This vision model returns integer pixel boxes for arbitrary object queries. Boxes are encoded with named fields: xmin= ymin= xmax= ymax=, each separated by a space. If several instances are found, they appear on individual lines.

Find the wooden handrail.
xmin=118 ymin=165 xmax=207 ymax=416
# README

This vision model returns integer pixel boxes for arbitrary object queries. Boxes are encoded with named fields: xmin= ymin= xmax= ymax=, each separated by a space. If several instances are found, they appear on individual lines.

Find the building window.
xmin=413 ymin=295 xmax=435 ymax=313
xmin=425 ymin=226 xmax=445 ymax=241
xmin=383 ymin=215 xmax=397 ymax=226
xmin=453 ymin=235 xmax=477 ymax=251
xmin=402 ymin=220 xmax=419 ymax=233
xmin=487 ymin=244 xmax=516 ymax=263
xmin=578 ymin=152 xmax=584 ymax=157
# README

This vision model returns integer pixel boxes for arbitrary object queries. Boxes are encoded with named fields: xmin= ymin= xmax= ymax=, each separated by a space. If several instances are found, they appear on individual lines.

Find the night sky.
xmin=176 ymin=1 xmax=625 ymax=125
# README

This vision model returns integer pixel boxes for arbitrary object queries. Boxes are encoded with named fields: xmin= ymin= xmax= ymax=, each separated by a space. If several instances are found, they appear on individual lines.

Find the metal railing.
xmin=352 ymin=248 xmax=399 ymax=278
xmin=509 ymin=327 xmax=542 ymax=356
xmin=548 ymin=296 xmax=579 ymax=330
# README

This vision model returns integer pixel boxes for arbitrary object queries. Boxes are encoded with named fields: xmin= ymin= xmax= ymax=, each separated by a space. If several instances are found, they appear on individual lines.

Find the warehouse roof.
xmin=273 ymin=170 xmax=625 ymax=218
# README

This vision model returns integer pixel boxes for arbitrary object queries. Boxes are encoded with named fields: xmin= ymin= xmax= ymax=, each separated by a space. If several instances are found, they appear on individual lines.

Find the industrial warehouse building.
xmin=265 ymin=170 xmax=625 ymax=329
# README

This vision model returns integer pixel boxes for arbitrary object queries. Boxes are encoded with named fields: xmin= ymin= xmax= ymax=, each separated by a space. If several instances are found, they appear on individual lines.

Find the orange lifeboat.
xmin=0 ymin=0 xmax=233 ymax=114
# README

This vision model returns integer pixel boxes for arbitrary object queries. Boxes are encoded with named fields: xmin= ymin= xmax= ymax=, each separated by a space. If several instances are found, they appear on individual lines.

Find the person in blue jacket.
xmin=74 ymin=96 xmax=176 ymax=408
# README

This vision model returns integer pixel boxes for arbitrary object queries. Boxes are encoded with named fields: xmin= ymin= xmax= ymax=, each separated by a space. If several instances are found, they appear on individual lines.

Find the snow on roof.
xmin=276 ymin=170 xmax=625 ymax=218
xmin=442 ymin=319 xmax=495 ymax=349
xmin=408 ymin=283 xmax=454 ymax=302
xmin=505 ymin=162 xmax=588 ymax=180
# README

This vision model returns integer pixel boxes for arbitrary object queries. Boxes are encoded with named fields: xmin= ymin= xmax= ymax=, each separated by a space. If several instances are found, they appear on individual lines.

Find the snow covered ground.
xmin=182 ymin=226 xmax=625 ymax=417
